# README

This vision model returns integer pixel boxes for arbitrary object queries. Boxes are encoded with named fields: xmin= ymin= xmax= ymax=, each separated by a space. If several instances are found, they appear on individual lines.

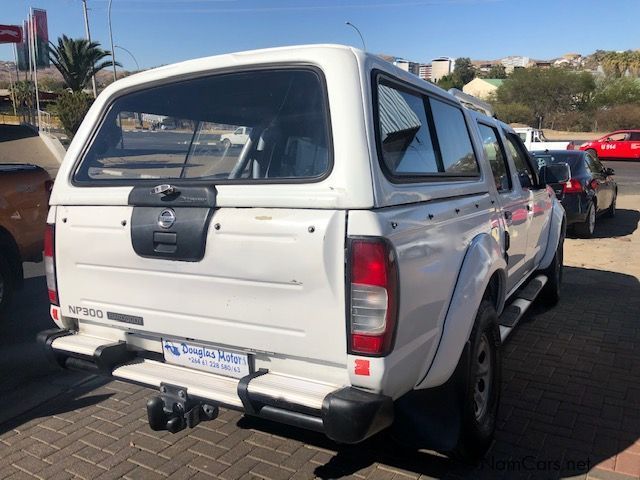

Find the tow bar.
xmin=146 ymin=383 xmax=219 ymax=433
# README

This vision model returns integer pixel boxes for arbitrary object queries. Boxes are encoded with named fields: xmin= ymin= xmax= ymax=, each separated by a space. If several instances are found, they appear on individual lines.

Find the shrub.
xmin=493 ymin=102 xmax=534 ymax=125
xmin=595 ymin=104 xmax=640 ymax=131
xmin=55 ymin=91 xmax=93 ymax=138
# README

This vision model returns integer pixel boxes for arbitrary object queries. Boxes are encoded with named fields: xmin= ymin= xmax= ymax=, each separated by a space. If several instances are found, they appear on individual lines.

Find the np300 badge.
xmin=158 ymin=208 xmax=176 ymax=229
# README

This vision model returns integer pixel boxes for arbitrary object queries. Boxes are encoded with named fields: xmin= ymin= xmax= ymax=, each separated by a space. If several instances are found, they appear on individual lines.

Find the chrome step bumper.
xmin=38 ymin=328 xmax=393 ymax=443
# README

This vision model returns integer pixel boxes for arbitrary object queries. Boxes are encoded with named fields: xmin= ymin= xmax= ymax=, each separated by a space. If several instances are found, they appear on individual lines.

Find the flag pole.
xmin=30 ymin=8 xmax=42 ymax=130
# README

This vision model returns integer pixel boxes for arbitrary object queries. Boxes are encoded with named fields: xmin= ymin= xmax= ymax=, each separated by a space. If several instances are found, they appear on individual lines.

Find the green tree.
xmin=436 ymin=73 xmax=458 ymax=90
xmin=452 ymin=57 xmax=476 ymax=86
xmin=593 ymin=77 xmax=640 ymax=107
xmin=436 ymin=57 xmax=476 ymax=90
xmin=55 ymin=90 xmax=93 ymax=137
xmin=9 ymin=80 xmax=35 ymax=111
xmin=38 ymin=76 xmax=65 ymax=92
xmin=492 ymin=102 xmax=534 ymax=125
xmin=496 ymin=67 xmax=595 ymax=128
xmin=485 ymin=64 xmax=507 ymax=79
xmin=48 ymin=35 xmax=119 ymax=92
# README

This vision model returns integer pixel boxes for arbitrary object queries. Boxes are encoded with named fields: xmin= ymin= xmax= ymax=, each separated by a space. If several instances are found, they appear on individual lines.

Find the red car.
xmin=578 ymin=130 xmax=640 ymax=160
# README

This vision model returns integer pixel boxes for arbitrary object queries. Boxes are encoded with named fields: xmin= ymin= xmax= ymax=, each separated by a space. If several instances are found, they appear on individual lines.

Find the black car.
xmin=532 ymin=150 xmax=617 ymax=238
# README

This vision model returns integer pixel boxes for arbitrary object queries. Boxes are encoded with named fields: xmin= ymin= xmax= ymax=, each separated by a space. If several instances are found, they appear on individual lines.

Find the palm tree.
xmin=48 ymin=35 xmax=120 ymax=92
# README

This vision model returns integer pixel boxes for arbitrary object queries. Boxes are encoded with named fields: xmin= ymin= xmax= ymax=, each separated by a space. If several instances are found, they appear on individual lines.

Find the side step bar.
xmin=38 ymin=329 xmax=393 ymax=444
xmin=498 ymin=274 xmax=548 ymax=342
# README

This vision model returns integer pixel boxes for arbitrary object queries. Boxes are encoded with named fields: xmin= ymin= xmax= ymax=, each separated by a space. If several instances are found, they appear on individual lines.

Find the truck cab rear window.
xmin=74 ymin=69 xmax=331 ymax=184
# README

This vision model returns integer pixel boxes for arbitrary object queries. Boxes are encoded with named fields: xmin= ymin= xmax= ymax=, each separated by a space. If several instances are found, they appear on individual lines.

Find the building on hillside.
xmin=532 ymin=60 xmax=553 ymax=69
xmin=431 ymin=57 xmax=454 ymax=82
xmin=476 ymin=62 xmax=498 ymax=74
xmin=462 ymin=78 xmax=504 ymax=100
xmin=394 ymin=59 xmax=421 ymax=76
xmin=501 ymin=55 xmax=529 ymax=73
xmin=418 ymin=63 xmax=432 ymax=82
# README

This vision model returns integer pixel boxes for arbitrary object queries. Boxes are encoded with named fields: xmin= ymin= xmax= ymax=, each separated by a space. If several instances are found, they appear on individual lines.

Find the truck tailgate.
xmin=55 ymin=206 xmax=347 ymax=365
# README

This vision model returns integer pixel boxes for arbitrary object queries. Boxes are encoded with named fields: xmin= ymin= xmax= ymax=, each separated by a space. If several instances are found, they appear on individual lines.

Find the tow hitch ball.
xmin=146 ymin=383 xmax=219 ymax=433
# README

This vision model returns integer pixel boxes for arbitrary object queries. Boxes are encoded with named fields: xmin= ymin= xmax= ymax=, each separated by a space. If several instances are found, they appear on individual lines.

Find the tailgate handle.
xmin=153 ymin=231 xmax=177 ymax=253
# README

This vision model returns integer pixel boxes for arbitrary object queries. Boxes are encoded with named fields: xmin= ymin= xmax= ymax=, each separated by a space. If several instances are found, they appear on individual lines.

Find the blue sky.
xmin=2 ymin=0 xmax=639 ymax=71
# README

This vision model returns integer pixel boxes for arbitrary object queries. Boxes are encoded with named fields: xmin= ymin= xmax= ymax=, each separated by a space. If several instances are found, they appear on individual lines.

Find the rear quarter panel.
xmin=347 ymin=193 xmax=500 ymax=398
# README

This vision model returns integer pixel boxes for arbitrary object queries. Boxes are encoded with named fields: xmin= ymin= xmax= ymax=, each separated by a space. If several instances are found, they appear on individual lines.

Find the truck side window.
xmin=429 ymin=99 xmax=479 ymax=174
xmin=478 ymin=123 xmax=511 ymax=192
xmin=376 ymin=83 xmax=439 ymax=175
xmin=504 ymin=133 xmax=536 ymax=189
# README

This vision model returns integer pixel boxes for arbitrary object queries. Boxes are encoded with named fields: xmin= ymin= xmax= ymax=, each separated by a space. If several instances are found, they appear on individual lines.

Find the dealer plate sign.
xmin=162 ymin=339 xmax=251 ymax=379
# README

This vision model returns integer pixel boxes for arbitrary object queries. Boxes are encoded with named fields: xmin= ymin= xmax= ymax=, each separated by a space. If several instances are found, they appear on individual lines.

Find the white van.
xmin=40 ymin=45 xmax=566 ymax=462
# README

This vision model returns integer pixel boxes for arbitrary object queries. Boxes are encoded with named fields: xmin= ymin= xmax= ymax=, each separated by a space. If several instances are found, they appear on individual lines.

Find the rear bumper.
xmin=38 ymin=328 xmax=393 ymax=443
xmin=561 ymin=193 xmax=589 ymax=224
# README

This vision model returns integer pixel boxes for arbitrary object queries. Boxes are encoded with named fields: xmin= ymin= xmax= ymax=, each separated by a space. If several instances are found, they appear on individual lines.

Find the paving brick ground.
xmin=0 ymin=149 xmax=638 ymax=479
xmin=1 ymin=262 xmax=638 ymax=480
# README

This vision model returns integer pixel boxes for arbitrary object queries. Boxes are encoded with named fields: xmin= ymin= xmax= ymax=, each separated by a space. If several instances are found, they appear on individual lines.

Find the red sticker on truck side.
xmin=354 ymin=359 xmax=370 ymax=376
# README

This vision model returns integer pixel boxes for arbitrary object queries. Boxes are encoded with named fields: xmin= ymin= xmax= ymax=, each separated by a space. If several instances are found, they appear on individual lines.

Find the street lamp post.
xmin=81 ymin=0 xmax=98 ymax=97
xmin=345 ymin=21 xmax=366 ymax=51
xmin=115 ymin=45 xmax=140 ymax=71
xmin=107 ymin=0 xmax=117 ymax=82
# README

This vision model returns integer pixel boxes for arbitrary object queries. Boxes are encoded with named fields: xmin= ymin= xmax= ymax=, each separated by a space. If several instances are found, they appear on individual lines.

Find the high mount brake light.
xmin=348 ymin=238 xmax=398 ymax=356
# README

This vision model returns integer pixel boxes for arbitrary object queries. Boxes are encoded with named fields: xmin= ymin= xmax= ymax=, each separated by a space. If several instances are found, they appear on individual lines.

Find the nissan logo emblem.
xmin=158 ymin=208 xmax=176 ymax=229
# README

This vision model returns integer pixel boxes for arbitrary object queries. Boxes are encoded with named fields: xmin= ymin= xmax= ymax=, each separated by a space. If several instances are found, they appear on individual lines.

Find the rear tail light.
xmin=44 ymin=224 xmax=58 ymax=305
xmin=563 ymin=178 xmax=583 ymax=193
xmin=348 ymin=238 xmax=398 ymax=356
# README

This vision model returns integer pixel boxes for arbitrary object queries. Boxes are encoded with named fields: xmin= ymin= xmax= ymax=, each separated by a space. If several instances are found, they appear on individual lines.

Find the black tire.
xmin=607 ymin=191 xmax=617 ymax=218
xmin=450 ymin=300 xmax=501 ymax=464
xmin=0 ymin=253 xmax=14 ymax=314
xmin=221 ymin=138 xmax=231 ymax=149
xmin=574 ymin=200 xmax=596 ymax=238
xmin=539 ymin=230 xmax=564 ymax=307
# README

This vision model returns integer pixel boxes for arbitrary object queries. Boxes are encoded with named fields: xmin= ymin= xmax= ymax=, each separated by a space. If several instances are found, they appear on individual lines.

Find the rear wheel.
xmin=574 ymin=200 xmax=596 ymax=238
xmin=607 ymin=191 xmax=617 ymax=218
xmin=221 ymin=138 xmax=231 ymax=149
xmin=539 ymin=230 xmax=564 ymax=306
xmin=450 ymin=300 xmax=501 ymax=463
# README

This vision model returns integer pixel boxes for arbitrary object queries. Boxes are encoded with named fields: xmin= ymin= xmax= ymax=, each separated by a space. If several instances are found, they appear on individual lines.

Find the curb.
xmin=38 ymin=131 xmax=66 ymax=164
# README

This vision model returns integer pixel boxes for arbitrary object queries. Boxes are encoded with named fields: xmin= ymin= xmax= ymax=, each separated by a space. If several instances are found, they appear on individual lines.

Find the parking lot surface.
xmin=0 ymin=166 xmax=638 ymax=480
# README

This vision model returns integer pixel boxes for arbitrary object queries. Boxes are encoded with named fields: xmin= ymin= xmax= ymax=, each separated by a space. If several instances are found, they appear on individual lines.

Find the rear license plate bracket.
xmin=162 ymin=339 xmax=252 ymax=379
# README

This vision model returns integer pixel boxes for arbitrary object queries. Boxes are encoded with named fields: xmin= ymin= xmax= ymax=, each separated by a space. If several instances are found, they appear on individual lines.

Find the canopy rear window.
xmin=74 ymin=68 xmax=332 ymax=184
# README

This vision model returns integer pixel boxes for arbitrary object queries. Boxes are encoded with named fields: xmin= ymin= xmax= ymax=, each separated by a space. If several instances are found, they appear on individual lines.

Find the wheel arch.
xmin=538 ymin=201 xmax=566 ymax=271
xmin=415 ymin=232 xmax=506 ymax=390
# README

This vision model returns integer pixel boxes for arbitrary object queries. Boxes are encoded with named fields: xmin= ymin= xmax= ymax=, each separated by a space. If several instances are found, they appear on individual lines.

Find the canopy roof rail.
xmin=448 ymin=88 xmax=495 ymax=118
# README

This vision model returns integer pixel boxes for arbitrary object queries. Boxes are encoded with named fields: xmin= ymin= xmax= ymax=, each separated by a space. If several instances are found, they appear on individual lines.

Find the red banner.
xmin=0 ymin=25 xmax=23 ymax=44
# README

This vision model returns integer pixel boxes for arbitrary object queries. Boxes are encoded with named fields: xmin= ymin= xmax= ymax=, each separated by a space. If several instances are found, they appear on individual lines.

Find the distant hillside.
xmin=0 ymin=61 xmax=131 ymax=88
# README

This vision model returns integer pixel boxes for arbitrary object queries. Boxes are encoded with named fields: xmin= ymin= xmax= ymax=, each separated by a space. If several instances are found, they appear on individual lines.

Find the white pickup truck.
xmin=515 ymin=127 xmax=572 ymax=152
xmin=39 ymin=45 xmax=567 ymax=462
xmin=219 ymin=126 xmax=250 ymax=148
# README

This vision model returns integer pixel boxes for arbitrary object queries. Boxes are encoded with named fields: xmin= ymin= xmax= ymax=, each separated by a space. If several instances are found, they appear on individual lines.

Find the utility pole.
xmin=29 ymin=8 xmax=42 ymax=129
xmin=108 ymin=0 xmax=117 ymax=82
xmin=81 ymin=0 xmax=98 ymax=98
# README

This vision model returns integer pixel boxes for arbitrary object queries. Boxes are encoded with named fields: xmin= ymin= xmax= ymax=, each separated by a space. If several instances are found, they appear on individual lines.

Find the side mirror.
xmin=539 ymin=162 xmax=570 ymax=185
